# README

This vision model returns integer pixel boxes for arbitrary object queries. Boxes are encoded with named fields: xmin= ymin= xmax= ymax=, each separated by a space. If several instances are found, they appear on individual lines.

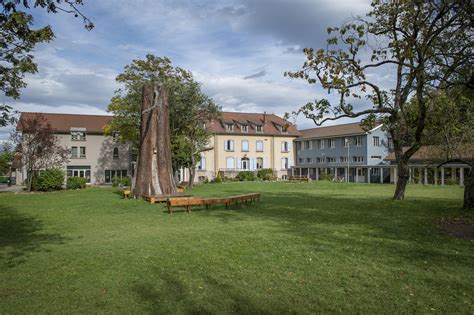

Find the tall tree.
xmin=423 ymin=88 xmax=474 ymax=208
xmin=106 ymin=54 xmax=221 ymax=185
xmin=0 ymin=0 xmax=93 ymax=126
xmin=13 ymin=113 xmax=69 ymax=191
xmin=286 ymin=0 xmax=473 ymax=200
xmin=133 ymin=84 xmax=176 ymax=198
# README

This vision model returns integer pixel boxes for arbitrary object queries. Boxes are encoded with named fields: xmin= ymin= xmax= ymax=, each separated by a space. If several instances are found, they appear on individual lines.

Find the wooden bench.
xmin=289 ymin=176 xmax=310 ymax=182
xmin=167 ymin=193 xmax=261 ymax=214
xmin=142 ymin=193 xmax=193 ymax=204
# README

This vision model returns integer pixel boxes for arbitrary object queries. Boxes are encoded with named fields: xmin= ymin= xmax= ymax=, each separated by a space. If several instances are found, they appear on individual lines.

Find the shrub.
xmin=257 ymin=168 xmax=276 ymax=181
xmin=36 ymin=168 xmax=65 ymax=191
xmin=212 ymin=174 xmax=223 ymax=183
xmin=319 ymin=172 xmax=334 ymax=181
xmin=237 ymin=171 xmax=256 ymax=181
xmin=67 ymin=176 xmax=87 ymax=190
xmin=112 ymin=176 xmax=131 ymax=187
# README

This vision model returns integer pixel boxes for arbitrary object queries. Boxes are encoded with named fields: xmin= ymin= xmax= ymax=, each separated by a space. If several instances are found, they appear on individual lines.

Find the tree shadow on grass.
xmin=132 ymin=272 xmax=282 ymax=314
xmin=0 ymin=206 xmax=65 ymax=267
xmin=197 ymin=191 xmax=473 ymax=266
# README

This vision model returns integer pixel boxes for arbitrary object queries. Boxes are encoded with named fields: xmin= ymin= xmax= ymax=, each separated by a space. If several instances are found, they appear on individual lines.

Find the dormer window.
xmin=225 ymin=124 xmax=234 ymax=132
xmin=71 ymin=131 xmax=86 ymax=141
xmin=256 ymin=125 xmax=263 ymax=133
xmin=241 ymin=125 xmax=248 ymax=132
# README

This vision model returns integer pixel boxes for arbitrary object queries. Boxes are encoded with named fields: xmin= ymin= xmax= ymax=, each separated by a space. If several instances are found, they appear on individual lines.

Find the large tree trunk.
xmin=463 ymin=163 xmax=473 ymax=209
xmin=133 ymin=84 xmax=177 ymax=198
xmin=393 ymin=160 xmax=410 ymax=200
xmin=187 ymin=167 xmax=195 ymax=188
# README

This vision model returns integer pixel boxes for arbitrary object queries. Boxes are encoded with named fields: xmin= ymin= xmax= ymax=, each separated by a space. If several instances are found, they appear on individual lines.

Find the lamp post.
xmin=346 ymin=138 xmax=350 ymax=183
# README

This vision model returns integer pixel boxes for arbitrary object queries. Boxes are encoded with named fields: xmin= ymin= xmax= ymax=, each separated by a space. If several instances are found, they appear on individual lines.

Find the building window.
xmin=225 ymin=124 xmax=234 ymax=132
xmin=241 ymin=125 xmax=248 ymax=132
xmin=241 ymin=140 xmax=249 ymax=152
xmin=112 ymin=132 xmax=120 ymax=142
xmin=306 ymin=157 xmax=312 ymax=164
xmin=327 ymin=157 xmax=336 ymax=163
xmin=298 ymin=157 xmax=303 ymax=164
xmin=256 ymin=140 xmax=264 ymax=152
xmin=281 ymin=141 xmax=289 ymax=152
xmin=355 ymin=136 xmax=362 ymax=147
xmin=226 ymin=157 xmax=235 ymax=169
xmin=281 ymin=157 xmax=288 ymax=170
xmin=198 ymin=157 xmax=206 ymax=170
xmin=353 ymin=156 xmax=364 ymax=163
xmin=224 ymin=140 xmax=234 ymax=151
xmin=71 ymin=146 xmax=78 ymax=158
xmin=113 ymin=147 xmax=119 ymax=159
xmin=71 ymin=131 xmax=86 ymax=141
xmin=80 ymin=147 xmax=86 ymax=158
xmin=388 ymin=137 xmax=393 ymax=149
xmin=257 ymin=157 xmax=264 ymax=169
xmin=256 ymin=125 xmax=263 ymax=133
xmin=371 ymin=168 xmax=380 ymax=175
xmin=343 ymin=137 xmax=350 ymax=147
xmin=371 ymin=155 xmax=382 ymax=159
xmin=105 ymin=169 xmax=128 ymax=184
xmin=316 ymin=157 xmax=323 ymax=163
xmin=329 ymin=139 xmax=335 ymax=148
xmin=305 ymin=141 xmax=312 ymax=150
xmin=340 ymin=156 xmax=348 ymax=163
xmin=67 ymin=166 xmax=91 ymax=183
xmin=373 ymin=136 xmax=380 ymax=146
xmin=319 ymin=139 xmax=324 ymax=149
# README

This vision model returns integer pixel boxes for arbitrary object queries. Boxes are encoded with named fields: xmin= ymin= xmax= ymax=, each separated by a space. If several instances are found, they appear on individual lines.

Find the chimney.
xmin=263 ymin=111 xmax=266 ymax=123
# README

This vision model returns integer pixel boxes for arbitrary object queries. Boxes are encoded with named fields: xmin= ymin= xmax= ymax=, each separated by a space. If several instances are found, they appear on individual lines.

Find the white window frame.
xmin=319 ymin=140 xmax=324 ymax=149
xmin=80 ymin=146 xmax=86 ymax=158
xmin=256 ymin=140 xmax=264 ymax=152
xmin=225 ymin=124 xmax=234 ymax=132
xmin=224 ymin=140 xmax=234 ymax=152
xmin=281 ymin=141 xmax=289 ymax=153
xmin=256 ymin=125 xmax=263 ymax=133
xmin=329 ymin=138 xmax=335 ymax=148
xmin=373 ymin=136 xmax=380 ymax=147
xmin=241 ymin=140 xmax=249 ymax=152
xmin=241 ymin=125 xmax=248 ymax=132
xmin=355 ymin=136 xmax=362 ymax=147
xmin=113 ymin=147 xmax=119 ymax=159
xmin=71 ymin=131 xmax=86 ymax=141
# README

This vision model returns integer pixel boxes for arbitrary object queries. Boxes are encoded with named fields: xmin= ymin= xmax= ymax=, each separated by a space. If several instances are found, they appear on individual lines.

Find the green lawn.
xmin=0 ymin=182 xmax=472 ymax=313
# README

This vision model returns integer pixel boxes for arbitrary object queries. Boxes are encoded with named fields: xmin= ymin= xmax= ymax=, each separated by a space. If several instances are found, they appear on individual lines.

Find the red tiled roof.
xmin=298 ymin=122 xmax=371 ymax=139
xmin=384 ymin=145 xmax=474 ymax=162
xmin=16 ymin=112 xmax=112 ymax=133
xmin=208 ymin=112 xmax=300 ymax=137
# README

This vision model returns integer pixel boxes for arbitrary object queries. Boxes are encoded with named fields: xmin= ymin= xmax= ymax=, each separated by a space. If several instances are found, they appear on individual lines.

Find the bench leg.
xmin=186 ymin=205 xmax=190 ymax=213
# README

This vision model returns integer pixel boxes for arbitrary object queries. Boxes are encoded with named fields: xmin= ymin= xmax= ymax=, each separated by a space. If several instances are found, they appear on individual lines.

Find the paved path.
xmin=0 ymin=185 xmax=24 ymax=193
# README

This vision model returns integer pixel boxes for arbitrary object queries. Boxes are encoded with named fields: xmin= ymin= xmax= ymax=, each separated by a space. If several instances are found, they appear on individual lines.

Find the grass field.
xmin=0 ymin=181 xmax=472 ymax=313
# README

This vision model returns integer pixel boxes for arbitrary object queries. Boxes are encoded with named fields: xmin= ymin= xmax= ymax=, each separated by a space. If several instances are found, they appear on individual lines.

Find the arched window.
xmin=113 ymin=147 xmax=119 ymax=159
xmin=281 ymin=157 xmax=289 ymax=170
xmin=256 ymin=140 xmax=264 ymax=152
xmin=241 ymin=140 xmax=249 ymax=152
xmin=198 ymin=156 xmax=206 ymax=170
xmin=281 ymin=141 xmax=289 ymax=152
xmin=256 ymin=157 xmax=263 ymax=169
xmin=226 ymin=157 xmax=235 ymax=169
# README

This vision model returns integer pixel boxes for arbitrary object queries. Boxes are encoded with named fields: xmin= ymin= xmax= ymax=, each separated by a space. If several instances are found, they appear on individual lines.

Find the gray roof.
xmin=297 ymin=122 xmax=371 ymax=140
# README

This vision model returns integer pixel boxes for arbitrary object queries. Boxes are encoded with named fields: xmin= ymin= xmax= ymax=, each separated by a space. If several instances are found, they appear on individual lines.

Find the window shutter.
xmin=224 ymin=140 xmax=227 ymax=151
xmin=263 ymin=157 xmax=268 ymax=168
xmin=281 ymin=158 xmax=285 ymax=169
xmin=230 ymin=140 xmax=234 ymax=151
xmin=237 ymin=157 xmax=241 ymax=169
xmin=288 ymin=157 xmax=293 ymax=168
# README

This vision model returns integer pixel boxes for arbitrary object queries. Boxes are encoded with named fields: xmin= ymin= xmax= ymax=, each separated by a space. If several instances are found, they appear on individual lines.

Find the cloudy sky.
xmin=0 ymin=0 xmax=374 ymax=140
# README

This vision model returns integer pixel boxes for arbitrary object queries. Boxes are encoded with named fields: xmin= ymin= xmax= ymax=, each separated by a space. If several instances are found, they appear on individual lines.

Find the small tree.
xmin=286 ymin=1 xmax=473 ymax=200
xmin=13 ymin=113 xmax=69 ymax=191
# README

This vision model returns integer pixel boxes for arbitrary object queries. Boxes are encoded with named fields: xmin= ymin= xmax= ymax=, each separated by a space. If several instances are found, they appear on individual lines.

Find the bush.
xmin=112 ymin=176 xmax=131 ymax=187
xmin=212 ymin=174 xmax=223 ymax=183
xmin=36 ymin=168 xmax=65 ymax=191
xmin=0 ymin=176 xmax=9 ymax=184
xmin=67 ymin=176 xmax=87 ymax=190
xmin=257 ymin=168 xmax=276 ymax=181
xmin=319 ymin=172 xmax=334 ymax=181
xmin=237 ymin=171 xmax=256 ymax=181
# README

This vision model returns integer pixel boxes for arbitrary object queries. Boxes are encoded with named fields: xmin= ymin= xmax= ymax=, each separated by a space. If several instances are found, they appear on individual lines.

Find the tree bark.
xmin=187 ymin=167 xmax=195 ymax=188
xmin=463 ymin=163 xmax=473 ymax=209
xmin=133 ymin=84 xmax=177 ymax=198
xmin=393 ymin=158 xmax=410 ymax=201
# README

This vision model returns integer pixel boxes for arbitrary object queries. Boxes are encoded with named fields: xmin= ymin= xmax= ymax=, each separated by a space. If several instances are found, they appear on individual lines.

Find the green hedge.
xmin=36 ymin=168 xmax=65 ymax=191
xmin=67 ymin=177 xmax=87 ymax=190
xmin=0 ymin=176 xmax=8 ymax=184
xmin=257 ymin=168 xmax=276 ymax=181
xmin=112 ymin=176 xmax=131 ymax=187
xmin=237 ymin=171 xmax=256 ymax=181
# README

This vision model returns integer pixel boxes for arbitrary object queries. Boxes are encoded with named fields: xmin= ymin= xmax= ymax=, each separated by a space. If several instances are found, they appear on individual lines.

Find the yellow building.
xmin=182 ymin=112 xmax=301 ymax=182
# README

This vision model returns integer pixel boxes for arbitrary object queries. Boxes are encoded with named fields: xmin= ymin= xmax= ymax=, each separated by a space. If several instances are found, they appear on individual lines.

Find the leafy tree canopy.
xmin=106 ymin=54 xmax=221 ymax=179
xmin=0 ymin=0 xmax=93 ymax=126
